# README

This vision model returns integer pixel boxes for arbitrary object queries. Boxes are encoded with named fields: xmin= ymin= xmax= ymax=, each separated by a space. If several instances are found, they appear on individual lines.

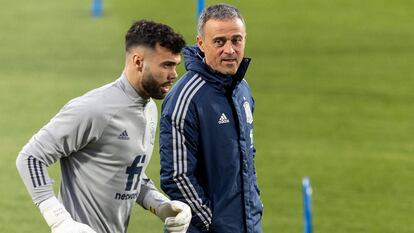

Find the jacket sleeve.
xmin=160 ymin=100 xmax=212 ymax=232
xmin=251 ymin=95 xmax=257 ymax=158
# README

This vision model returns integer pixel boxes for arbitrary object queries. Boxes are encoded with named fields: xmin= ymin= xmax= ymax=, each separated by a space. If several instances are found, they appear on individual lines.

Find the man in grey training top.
xmin=16 ymin=20 xmax=191 ymax=233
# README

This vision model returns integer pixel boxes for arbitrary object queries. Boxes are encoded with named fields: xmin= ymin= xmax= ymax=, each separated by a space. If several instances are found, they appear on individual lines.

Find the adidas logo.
xmin=218 ymin=113 xmax=230 ymax=124
xmin=118 ymin=130 xmax=130 ymax=140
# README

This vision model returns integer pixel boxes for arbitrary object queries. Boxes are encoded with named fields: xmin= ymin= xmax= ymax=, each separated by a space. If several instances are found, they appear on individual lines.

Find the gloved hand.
xmin=39 ymin=197 xmax=97 ymax=233
xmin=50 ymin=218 xmax=97 ymax=233
xmin=157 ymin=200 xmax=192 ymax=233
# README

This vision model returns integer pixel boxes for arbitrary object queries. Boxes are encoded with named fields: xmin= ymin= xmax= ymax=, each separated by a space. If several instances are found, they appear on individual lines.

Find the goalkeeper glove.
xmin=39 ymin=197 xmax=97 ymax=233
xmin=157 ymin=200 xmax=192 ymax=233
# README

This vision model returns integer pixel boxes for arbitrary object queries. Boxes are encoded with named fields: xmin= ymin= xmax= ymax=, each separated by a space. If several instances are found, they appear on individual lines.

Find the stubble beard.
xmin=141 ymin=71 xmax=165 ymax=100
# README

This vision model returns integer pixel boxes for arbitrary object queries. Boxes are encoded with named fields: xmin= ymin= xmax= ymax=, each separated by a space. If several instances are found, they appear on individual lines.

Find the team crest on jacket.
xmin=243 ymin=101 xmax=253 ymax=124
xmin=150 ymin=121 xmax=155 ymax=145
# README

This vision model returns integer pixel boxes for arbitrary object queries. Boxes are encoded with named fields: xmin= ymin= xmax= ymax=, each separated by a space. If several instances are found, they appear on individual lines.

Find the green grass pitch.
xmin=1 ymin=0 xmax=414 ymax=232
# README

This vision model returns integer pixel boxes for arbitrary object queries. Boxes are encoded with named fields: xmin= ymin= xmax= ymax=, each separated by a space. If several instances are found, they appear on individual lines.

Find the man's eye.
xmin=214 ymin=40 xmax=224 ymax=46
xmin=163 ymin=63 xmax=174 ymax=68
xmin=232 ymin=38 xmax=242 ymax=45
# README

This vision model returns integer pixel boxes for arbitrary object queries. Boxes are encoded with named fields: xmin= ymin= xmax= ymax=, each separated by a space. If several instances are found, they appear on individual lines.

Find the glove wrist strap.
xmin=39 ymin=196 xmax=72 ymax=227
xmin=142 ymin=190 xmax=170 ymax=215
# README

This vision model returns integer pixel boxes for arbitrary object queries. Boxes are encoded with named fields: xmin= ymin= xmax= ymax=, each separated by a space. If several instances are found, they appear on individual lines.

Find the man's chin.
xmin=151 ymin=94 xmax=166 ymax=100
xmin=218 ymin=65 xmax=239 ymax=75
xmin=148 ymin=90 xmax=166 ymax=100
xmin=220 ymin=69 xmax=238 ymax=75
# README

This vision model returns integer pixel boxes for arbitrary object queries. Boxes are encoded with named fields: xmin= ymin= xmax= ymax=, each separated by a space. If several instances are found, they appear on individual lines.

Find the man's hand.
xmin=50 ymin=219 xmax=97 ymax=233
xmin=39 ymin=197 xmax=97 ymax=233
xmin=157 ymin=201 xmax=192 ymax=233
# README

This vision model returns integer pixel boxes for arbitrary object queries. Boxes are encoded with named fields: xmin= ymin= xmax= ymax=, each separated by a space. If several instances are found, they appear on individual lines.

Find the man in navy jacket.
xmin=160 ymin=4 xmax=263 ymax=233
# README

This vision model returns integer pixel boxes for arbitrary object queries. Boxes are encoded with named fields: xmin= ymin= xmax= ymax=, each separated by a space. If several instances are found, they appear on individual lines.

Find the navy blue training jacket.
xmin=160 ymin=45 xmax=263 ymax=233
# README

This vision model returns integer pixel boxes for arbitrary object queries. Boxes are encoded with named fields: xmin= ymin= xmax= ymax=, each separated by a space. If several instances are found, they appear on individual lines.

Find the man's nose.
xmin=223 ymin=40 xmax=235 ymax=54
xmin=169 ymin=69 xmax=178 ymax=80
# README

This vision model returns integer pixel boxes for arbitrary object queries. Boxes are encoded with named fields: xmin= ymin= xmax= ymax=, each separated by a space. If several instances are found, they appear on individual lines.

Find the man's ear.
xmin=196 ymin=35 xmax=204 ymax=52
xmin=132 ymin=53 xmax=144 ymax=72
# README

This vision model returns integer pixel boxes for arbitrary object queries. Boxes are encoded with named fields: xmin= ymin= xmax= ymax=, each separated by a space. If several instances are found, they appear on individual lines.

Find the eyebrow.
xmin=212 ymin=34 xmax=244 ymax=40
xmin=161 ymin=60 xmax=180 ymax=66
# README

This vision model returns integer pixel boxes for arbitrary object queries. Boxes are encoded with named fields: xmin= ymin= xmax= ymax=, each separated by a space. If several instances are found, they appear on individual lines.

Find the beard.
xmin=141 ymin=69 xmax=166 ymax=100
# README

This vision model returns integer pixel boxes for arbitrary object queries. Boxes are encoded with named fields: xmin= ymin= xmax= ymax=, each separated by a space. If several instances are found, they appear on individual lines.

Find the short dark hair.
xmin=125 ymin=20 xmax=186 ymax=54
xmin=197 ymin=4 xmax=245 ymax=38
